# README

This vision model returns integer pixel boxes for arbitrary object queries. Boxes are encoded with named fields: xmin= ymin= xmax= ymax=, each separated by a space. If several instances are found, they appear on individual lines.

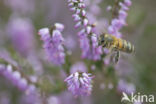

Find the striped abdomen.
xmin=116 ymin=38 xmax=134 ymax=53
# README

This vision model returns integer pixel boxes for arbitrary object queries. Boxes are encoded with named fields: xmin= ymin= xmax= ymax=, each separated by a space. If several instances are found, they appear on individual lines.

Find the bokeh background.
xmin=0 ymin=0 xmax=156 ymax=104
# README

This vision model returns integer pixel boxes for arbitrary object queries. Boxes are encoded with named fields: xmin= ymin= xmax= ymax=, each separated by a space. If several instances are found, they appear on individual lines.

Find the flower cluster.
xmin=38 ymin=23 xmax=65 ymax=65
xmin=0 ymin=64 xmax=36 ymax=92
xmin=67 ymin=0 xmax=102 ymax=60
xmin=65 ymin=72 xmax=93 ymax=97
xmin=108 ymin=0 xmax=132 ymax=38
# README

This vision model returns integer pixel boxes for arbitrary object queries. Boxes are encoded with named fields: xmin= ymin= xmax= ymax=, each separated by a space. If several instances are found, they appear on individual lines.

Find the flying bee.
xmin=98 ymin=33 xmax=135 ymax=63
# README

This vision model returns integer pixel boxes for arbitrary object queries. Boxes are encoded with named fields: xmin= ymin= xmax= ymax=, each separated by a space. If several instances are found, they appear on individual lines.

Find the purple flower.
xmin=0 ymin=64 xmax=36 ymax=92
xmin=64 ymin=36 xmax=76 ymax=50
xmin=38 ymin=23 xmax=65 ymax=66
xmin=7 ymin=17 xmax=35 ymax=57
xmin=124 ymin=0 xmax=132 ymax=6
xmin=54 ymin=23 xmax=64 ymax=32
xmin=0 ymin=64 xmax=5 ymax=74
xmin=67 ymin=0 xmax=102 ymax=60
xmin=104 ymin=57 xmax=111 ymax=65
xmin=117 ymin=79 xmax=136 ymax=94
xmin=64 ymin=72 xmax=93 ymax=97
xmin=6 ymin=17 xmax=43 ymax=75
xmin=78 ymin=33 xmax=91 ymax=59
xmin=108 ymin=0 xmax=132 ymax=38
xmin=91 ymin=35 xmax=102 ymax=60
xmin=106 ymin=6 xmax=112 ymax=11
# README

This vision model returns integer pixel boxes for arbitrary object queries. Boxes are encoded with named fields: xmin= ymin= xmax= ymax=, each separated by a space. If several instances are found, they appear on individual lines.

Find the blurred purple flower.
xmin=117 ymin=79 xmax=136 ymax=94
xmin=85 ymin=0 xmax=102 ymax=16
xmin=38 ymin=23 xmax=65 ymax=65
xmin=78 ymin=33 xmax=91 ymax=59
xmin=64 ymin=36 xmax=76 ymax=50
xmin=6 ymin=17 xmax=43 ymax=76
xmin=19 ymin=92 xmax=42 ymax=104
xmin=133 ymin=102 xmax=142 ymax=104
xmin=0 ymin=92 xmax=11 ymax=104
xmin=0 ymin=64 xmax=5 ymax=75
xmin=106 ymin=6 xmax=112 ymax=11
xmin=91 ymin=34 xmax=103 ymax=60
xmin=104 ymin=57 xmax=111 ymax=65
xmin=85 ymin=0 xmax=109 ymax=35
xmin=0 ymin=64 xmax=36 ymax=92
xmin=4 ymin=0 xmax=35 ymax=14
xmin=70 ymin=62 xmax=87 ymax=74
xmin=65 ymin=72 xmax=93 ymax=97
xmin=108 ymin=0 xmax=132 ymax=38
xmin=47 ymin=96 xmax=61 ymax=104
xmin=115 ymin=59 xmax=134 ymax=76
xmin=7 ymin=17 xmax=35 ymax=57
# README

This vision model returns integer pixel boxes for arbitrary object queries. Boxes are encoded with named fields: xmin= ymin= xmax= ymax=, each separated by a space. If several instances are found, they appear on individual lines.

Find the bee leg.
xmin=110 ymin=50 xmax=120 ymax=64
xmin=104 ymin=45 xmax=119 ymax=64
xmin=114 ymin=51 xmax=120 ymax=63
xmin=109 ymin=45 xmax=120 ymax=64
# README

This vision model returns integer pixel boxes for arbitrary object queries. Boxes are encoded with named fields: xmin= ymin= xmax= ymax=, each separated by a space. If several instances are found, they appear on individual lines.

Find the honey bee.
xmin=98 ymin=34 xmax=135 ymax=63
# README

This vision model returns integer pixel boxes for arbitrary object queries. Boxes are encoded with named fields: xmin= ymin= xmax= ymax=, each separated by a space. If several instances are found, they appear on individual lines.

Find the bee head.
xmin=98 ymin=34 xmax=113 ymax=47
xmin=98 ymin=34 xmax=106 ymax=47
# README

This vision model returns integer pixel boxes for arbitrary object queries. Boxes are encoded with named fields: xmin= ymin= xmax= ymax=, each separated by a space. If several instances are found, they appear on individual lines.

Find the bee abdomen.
xmin=123 ymin=40 xmax=134 ymax=53
xmin=117 ymin=39 xmax=134 ymax=53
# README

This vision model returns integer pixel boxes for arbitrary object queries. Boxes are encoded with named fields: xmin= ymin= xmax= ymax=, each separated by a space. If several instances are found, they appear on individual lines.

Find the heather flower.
xmin=65 ymin=72 xmax=93 ymax=97
xmin=108 ymin=0 xmax=132 ymax=38
xmin=117 ymin=79 xmax=136 ymax=94
xmin=78 ymin=33 xmax=91 ymax=59
xmin=38 ymin=23 xmax=65 ymax=65
xmin=67 ymin=0 xmax=102 ymax=60
xmin=0 ymin=51 xmax=36 ymax=92
xmin=0 ymin=64 xmax=36 ymax=92
xmin=54 ymin=23 xmax=64 ymax=32
xmin=6 ymin=17 xmax=43 ymax=75
xmin=7 ymin=17 xmax=35 ymax=57
xmin=91 ymin=35 xmax=103 ymax=60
